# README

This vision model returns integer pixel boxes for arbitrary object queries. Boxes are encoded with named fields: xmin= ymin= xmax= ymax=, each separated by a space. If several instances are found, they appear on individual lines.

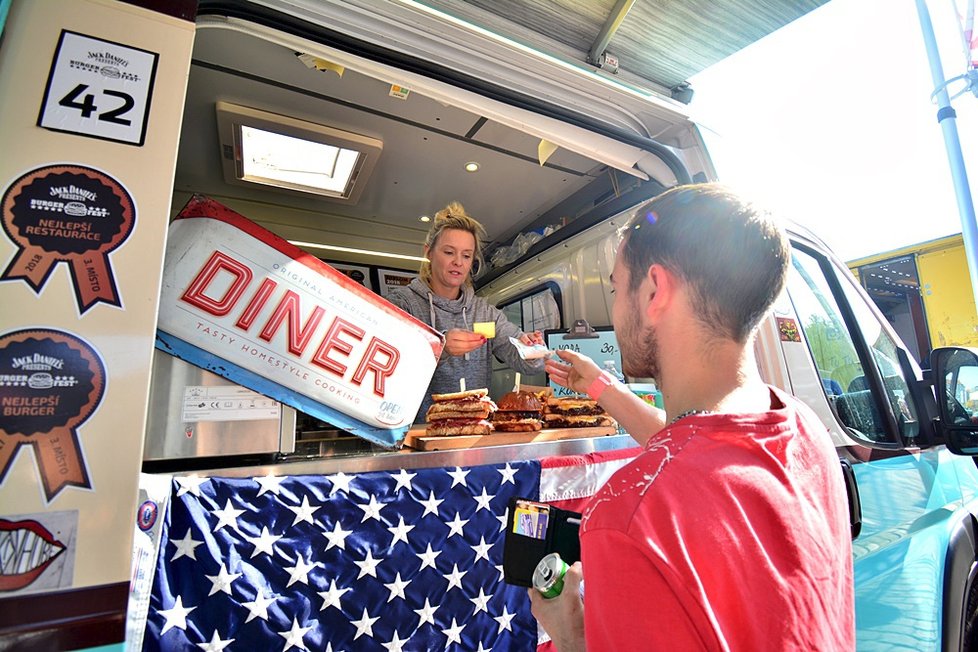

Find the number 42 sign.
xmin=38 ymin=31 xmax=159 ymax=147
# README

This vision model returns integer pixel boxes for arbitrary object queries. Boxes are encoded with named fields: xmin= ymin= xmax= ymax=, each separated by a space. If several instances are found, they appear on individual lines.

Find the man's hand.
xmin=545 ymin=349 xmax=601 ymax=395
xmin=528 ymin=561 xmax=585 ymax=652
xmin=443 ymin=328 xmax=486 ymax=356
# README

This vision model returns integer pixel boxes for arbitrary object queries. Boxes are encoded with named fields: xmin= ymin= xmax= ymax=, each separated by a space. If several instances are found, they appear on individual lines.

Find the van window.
xmin=498 ymin=283 xmax=562 ymax=333
xmin=787 ymin=248 xmax=901 ymax=444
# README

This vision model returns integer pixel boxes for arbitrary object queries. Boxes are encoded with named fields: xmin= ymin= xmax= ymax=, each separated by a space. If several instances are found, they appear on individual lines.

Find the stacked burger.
xmin=544 ymin=396 xmax=616 ymax=429
xmin=492 ymin=390 xmax=544 ymax=432
xmin=425 ymin=389 xmax=497 ymax=436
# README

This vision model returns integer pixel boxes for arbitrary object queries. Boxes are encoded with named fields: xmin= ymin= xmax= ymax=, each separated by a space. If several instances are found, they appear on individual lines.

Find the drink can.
xmin=532 ymin=552 xmax=569 ymax=599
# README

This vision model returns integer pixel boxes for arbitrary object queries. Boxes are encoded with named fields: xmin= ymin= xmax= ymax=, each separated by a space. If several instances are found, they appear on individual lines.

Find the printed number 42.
xmin=58 ymin=83 xmax=134 ymax=125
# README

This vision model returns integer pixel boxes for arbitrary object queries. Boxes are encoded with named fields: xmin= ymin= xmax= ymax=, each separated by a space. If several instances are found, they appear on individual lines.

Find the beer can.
xmin=532 ymin=552 xmax=569 ymax=599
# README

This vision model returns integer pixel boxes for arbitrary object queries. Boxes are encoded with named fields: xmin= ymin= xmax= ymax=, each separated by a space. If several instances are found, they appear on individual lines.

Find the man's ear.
xmin=645 ymin=264 xmax=675 ymax=322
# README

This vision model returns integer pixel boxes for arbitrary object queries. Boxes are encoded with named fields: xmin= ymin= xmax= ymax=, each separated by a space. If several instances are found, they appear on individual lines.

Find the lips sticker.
xmin=0 ymin=518 xmax=67 ymax=591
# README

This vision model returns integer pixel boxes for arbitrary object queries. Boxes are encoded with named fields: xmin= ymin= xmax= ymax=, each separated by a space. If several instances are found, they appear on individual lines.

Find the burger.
xmin=493 ymin=390 xmax=544 ymax=432
xmin=544 ymin=396 xmax=616 ymax=429
xmin=425 ymin=388 xmax=497 ymax=436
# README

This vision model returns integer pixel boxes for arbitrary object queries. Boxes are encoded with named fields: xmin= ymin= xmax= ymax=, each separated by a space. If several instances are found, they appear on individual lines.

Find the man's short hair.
xmin=620 ymin=183 xmax=790 ymax=342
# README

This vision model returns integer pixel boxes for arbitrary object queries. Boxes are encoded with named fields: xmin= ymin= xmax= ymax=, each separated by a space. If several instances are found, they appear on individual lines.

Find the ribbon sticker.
xmin=1 ymin=165 xmax=135 ymax=314
xmin=0 ymin=329 xmax=106 ymax=502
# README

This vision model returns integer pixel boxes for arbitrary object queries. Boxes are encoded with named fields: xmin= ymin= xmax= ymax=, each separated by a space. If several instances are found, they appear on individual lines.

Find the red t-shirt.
xmin=580 ymin=386 xmax=855 ymax=651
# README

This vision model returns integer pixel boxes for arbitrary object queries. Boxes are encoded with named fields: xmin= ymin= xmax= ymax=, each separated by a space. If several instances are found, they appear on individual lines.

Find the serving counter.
xmin=128 ymin=434 xmax=639 ymax=650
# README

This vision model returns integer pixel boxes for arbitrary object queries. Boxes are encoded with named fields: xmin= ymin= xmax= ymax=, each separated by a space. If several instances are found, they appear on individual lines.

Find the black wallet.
xmin=502 ymin=496 xmax=582 ymax=587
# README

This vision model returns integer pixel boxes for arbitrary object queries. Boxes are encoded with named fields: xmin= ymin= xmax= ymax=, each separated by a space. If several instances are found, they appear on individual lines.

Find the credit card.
xmin=473 ymin=321 xmax=496 ymax=338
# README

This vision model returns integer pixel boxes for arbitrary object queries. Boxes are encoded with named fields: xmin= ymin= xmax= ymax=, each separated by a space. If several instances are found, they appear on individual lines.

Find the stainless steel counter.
xmin=153 ymin=434 xmax=639 ymax=478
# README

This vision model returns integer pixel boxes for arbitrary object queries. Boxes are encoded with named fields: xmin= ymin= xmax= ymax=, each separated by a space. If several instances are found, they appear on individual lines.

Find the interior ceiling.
xmin=419 ymin=0 xmax=828 ymax=92
xmin=174 ymin=1 xmax=828 ymax=266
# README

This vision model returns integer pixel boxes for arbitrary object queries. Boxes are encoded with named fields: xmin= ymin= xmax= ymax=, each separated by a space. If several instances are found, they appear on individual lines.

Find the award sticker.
xmin=0 ymin=329 xmax=106 ymax=502
xmin=0 ymin=165 xmax=135 ymax=314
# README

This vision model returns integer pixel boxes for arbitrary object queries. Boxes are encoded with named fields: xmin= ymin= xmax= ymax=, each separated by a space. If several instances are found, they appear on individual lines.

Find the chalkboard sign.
xmin=544 ymin=326 xmax=622 ymax=398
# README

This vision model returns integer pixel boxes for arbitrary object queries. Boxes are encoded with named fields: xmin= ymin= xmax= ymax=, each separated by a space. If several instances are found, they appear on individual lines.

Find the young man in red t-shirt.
xmin=532 ymin=184 xmax=855 ymax=651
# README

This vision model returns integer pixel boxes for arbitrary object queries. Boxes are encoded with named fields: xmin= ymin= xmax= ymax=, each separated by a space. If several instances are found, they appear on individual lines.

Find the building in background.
xmin=849 ymin=233 xmax=978 ymax=364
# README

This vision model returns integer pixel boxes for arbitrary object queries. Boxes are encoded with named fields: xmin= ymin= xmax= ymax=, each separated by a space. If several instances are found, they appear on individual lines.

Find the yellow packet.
xmin=473 ymin=321 xmax=496 ymax=338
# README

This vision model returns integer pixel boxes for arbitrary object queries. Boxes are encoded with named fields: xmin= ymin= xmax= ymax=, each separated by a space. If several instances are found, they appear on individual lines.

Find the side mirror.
xmin=931 ymin=346 xmax=978 ymax=456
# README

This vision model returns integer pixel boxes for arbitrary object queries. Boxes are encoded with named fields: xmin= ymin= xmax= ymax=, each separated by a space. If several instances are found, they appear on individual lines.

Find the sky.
xmin=689 ymin=0 xmax=978 ymax=262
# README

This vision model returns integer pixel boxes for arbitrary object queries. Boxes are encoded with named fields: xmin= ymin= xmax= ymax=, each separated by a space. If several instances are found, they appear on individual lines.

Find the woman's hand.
xmin=519 ymin=330 xmax=545 ymax=346
xmin=545 ymin=349 xmax=601 ymax=395
xmin=443 ymin=328 xmax=487 ymax=356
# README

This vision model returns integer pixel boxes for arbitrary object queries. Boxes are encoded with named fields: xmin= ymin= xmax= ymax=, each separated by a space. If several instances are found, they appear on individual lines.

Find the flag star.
xmin=494 ymin=606 xmax=516 ymax=633
xmin=278 ymin=618 xmax=313 ymax=651
xmin=472 ymin=536 xmax=493 ymax=562
xmin=445 ymin=512 xmax=469 ymax=538
xmin=284 ymin=552 xmax=317 ymax=587
xmin=212 ymin=499 xmax=245 ymax=532
xmin=418 ymin=490 xmax=444 ymax=517
xmin=247 ymin=526 xmax=282 ymax=558
xmin=170 ymin=528 xmax=203 ymax=561
xmin=495 ymin=564 xmax=505 ymax=582
xmin=158 ymin=595 xmax=196 ymax=634
xmin=318 ymin=579 xmax=351 ymax=611
xmin=255 ymin=473 xmax=284 ymax=496
xmin=446 ymin=466 xmax=470 ymax=487
xmin=443 ymin=563 xmax=467 ymax=591
xmin=387 ymin=516 xmax=415 ymax=547
xmin=323 ymin=521 xmax=352 ymax=551
xmin=356 ymin=494 xmax=387 ymax=523
xmin=351 ymin=608 xmax=380 ymax=639
xmin=328 ymin=471 xmax=355 ymax=495
xmin=414 ymin=597 xmax=440 ymax=626
xmin=325 ymin=645 xmax=344 ymax=652
xmin=286 ymin=495 xmax=320 ymax=526
xmin=497 ymin=508 xmax=509 ymax=532
xmin=390 ymin=468 xmax=417 ymax=492
xmin=175 ymin=474 xmax=207 ymax=497
xmin=196 ymin=630 xmax=234 ymax=651
xmin=242 ymin=588 xmax=276 ymax=622
xmin=384 ymin=572 xmax=411 ymax=602
xmin=206 ymin=563 xmax=241 ymax=596
xmin=476 ymin=643 xmax=492 ymax=652
xmin=416 ymin=543 xmax=442 ymax=570
xmin=381 ymin=630 xmax=409 ymax=652
xmin=473 ymin=487 xmax=495 ymax=512
xmin=470 ymin=587 xmax=493 ymax=614
xmin=498 ymin=462 xmax=518 ymax=484
xmin=354 ymin=548 xmax=382 ymax=579
xmin=441 ymin=618 xmax=466 ymax=645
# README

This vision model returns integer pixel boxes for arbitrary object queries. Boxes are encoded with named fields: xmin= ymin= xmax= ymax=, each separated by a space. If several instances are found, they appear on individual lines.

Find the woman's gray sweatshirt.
xmin=387 ymin=277 xmax=544 ymax=422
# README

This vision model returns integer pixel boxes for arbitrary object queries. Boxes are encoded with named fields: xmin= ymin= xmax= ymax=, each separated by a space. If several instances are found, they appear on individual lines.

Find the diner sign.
xmin=156 ymin=195 xmax=444 ymax=448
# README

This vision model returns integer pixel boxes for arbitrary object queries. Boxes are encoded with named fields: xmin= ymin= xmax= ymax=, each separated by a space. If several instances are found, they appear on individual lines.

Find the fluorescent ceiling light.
xmin=289 ymin=240 xmax=426 ymax=263
xmin=217 ymin=101 xmax=382 ymax=202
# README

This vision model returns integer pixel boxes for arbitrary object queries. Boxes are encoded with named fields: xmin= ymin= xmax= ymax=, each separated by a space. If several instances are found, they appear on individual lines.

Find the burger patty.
xmin=493 ymin=410 xmax=541 ymax=421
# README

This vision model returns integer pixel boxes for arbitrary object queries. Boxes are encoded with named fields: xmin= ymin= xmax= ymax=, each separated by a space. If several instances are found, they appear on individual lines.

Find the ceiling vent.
xmin=216 ymin=101 xmax=382 ymax=203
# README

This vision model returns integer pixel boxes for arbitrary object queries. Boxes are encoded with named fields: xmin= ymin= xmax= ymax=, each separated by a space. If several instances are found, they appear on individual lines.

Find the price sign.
xmin=37 ymin=31 xmax=159 ymax=146
xmin=544 ymin=327 xmax=622 ymax=397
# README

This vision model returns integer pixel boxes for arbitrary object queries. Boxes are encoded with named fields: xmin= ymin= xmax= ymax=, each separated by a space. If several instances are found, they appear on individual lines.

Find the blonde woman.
xmin=388 ymin=201 xmax=545 ymax=423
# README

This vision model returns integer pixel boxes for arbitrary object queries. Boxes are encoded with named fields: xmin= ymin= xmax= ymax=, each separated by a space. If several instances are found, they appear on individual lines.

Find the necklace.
xmin=669 ymin=409 xmax=712 ymax=425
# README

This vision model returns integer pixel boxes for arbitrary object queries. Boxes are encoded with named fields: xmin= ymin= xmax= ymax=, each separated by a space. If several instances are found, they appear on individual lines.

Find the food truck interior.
xmin=146 ymin=13 xmax=690 ymax=468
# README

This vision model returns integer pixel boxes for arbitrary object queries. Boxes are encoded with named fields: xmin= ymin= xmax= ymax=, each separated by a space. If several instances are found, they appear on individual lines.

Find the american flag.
xmin=139 ymin=450 xmax=636 ymax=651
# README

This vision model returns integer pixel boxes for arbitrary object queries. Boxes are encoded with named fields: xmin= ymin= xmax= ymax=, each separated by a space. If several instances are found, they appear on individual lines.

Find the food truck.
xmin=5 ymin=1 xmax=978 ymax=651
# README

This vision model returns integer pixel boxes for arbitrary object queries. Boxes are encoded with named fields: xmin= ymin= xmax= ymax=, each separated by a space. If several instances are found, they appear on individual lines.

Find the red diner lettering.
xmin=180 ymin=251 xmax=252 ymax=316
xmin=311 ymin=317 xmax=365 ymax=377
xmin=258 ymin=290 xmax=326 ymax=356
xmin=236 ymin=278 xmax=278 ymax=330
xmin=351 ymin=337 xmax=400 ymax=397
